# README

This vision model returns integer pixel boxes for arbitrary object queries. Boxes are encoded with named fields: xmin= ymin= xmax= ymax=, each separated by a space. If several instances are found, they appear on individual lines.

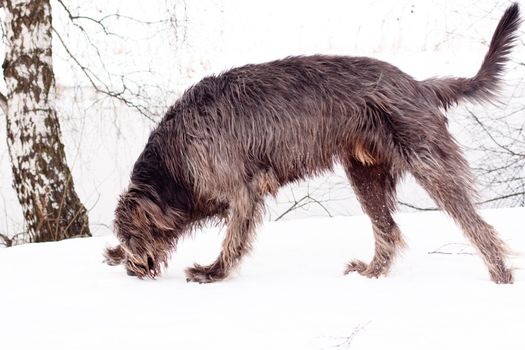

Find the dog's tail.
xmin=422 ymin=3 xmax=521 ymax=110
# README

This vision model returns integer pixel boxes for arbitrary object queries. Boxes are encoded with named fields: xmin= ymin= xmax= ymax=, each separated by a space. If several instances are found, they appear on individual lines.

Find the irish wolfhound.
xmin=105 ymin=4 xmax=520 ymax=284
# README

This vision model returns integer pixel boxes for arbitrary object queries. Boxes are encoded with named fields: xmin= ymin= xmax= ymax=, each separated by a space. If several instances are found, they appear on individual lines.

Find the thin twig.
xmin=274 ymin=194 xmax=333 ymax=221
xmin=467 ymin=109 xmax=525 ymax=157
xmin=326 ymin=321 xmax=372 ymax=350
xmin=0 ymin=231 xmax=27 ymax=247
xmin=52 ymin=27 xmax=156 ymax=122
xmin=0 ymin=232 xmax=12 ymax=247
xmin=478 ymin=191 xmax=525 ymax=204
xmin=398 ymin=190 xmax=525 ymax=211
xmin=397 ymin=201 xmax=438 ymax=211
xmin=428 ymin=243 xmax=475 ymax=256
xmin=55 ymin=0 xmax=120 ymax=36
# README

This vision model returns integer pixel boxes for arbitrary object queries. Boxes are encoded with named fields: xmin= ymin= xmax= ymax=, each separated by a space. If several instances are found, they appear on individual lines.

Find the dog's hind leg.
xmin=185 ymin=186 xmax=264 ymax=283
xmin=343 ymin=159 xmax=405 ymax=278
xmin=410 ymin=135 xmax=513 ymax=284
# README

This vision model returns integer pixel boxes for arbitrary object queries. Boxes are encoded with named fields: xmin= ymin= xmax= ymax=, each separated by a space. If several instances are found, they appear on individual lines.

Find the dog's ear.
xmin=137 ymin=196 xmax=187 ymax=232
xmin=127 ymin=236 xmax=141 ymax=254
xmin=139 ymin=198 xmax=172 ymax=230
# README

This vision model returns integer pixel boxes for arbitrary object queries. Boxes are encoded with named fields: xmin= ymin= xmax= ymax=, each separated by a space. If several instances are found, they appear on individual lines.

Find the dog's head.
xmin=107 ymin=186 xmax=187 ymax=278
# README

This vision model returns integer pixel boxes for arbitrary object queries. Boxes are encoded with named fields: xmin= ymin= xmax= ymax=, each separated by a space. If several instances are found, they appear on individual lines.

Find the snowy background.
xmin=1 ymin=0 xmax=524 ymax=236
xmin=0 ymin=0 xmax=524 ymax=349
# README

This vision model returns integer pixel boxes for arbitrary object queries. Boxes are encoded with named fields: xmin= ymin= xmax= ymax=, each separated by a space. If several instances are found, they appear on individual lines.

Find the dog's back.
xmin=164 ymin=55 xmax=440 ymax=196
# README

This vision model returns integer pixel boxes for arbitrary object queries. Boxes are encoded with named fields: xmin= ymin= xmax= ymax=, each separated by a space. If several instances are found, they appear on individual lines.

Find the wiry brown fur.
xmin=104 ymin=4 xmax=521 ymax=284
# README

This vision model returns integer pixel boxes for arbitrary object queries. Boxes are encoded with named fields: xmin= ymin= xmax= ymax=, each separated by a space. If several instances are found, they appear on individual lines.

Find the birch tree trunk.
xmin=2 ymin=0 xmax=90 ymax=242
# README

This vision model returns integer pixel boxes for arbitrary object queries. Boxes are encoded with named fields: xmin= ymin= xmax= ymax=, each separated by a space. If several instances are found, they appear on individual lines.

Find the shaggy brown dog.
xmin=105 ymin=4 xmax=520 ymax=284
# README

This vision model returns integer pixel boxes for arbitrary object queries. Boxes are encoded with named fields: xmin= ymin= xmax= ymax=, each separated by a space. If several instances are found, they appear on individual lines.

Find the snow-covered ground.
xmin=1 ymin=207 xmax=524 ymax=349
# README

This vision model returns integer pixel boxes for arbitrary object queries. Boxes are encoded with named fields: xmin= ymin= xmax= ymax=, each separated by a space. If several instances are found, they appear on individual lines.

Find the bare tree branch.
xmin=51 ymin=0 xmax=189 ymax=122
xmin=479 ymin=191 xmax=525 ymax=204
xmin=399 ymin=191 xmax=525 ymax=211
xmin=462 ymin=107 xmax=525 ymax=207
xmin=467 ymin=109 xmax=525 ymax=157
xmin=428 ymin=243 xmax=475 ymax=255
xmin=274 ymin=194 xmax=333 ymax=221
xmin=55 ymin=0 xmax=118 ymax=36
xmin=397 ymin=201 xmax=438 ymax=211
xmin=52 ymin=26 xmax=156 ymax=122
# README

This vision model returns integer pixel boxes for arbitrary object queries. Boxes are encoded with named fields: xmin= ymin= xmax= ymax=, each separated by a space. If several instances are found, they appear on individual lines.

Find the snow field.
xmin=1 ymin=207 xmax=524 ymax=349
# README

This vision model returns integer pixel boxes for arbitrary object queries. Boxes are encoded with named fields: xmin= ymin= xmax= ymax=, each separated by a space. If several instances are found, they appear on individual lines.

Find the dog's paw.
xmin=185 ymin=264 xmax=227 ymax=284
xmin=344 ymin=260 xmax=384 ymax=278
xmin=489 ymin=266 xmax=514 ymax=284
xmin=344 ymin=260 xmax=368 ymax=275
